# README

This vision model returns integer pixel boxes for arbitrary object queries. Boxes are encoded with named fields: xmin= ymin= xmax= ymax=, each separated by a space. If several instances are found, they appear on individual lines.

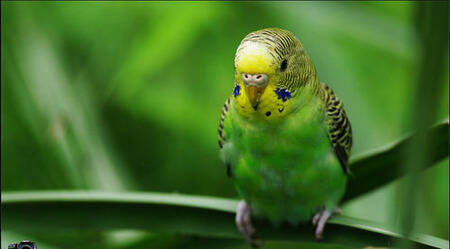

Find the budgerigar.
xmin=218 ymin=28 xmax=352 ymax=245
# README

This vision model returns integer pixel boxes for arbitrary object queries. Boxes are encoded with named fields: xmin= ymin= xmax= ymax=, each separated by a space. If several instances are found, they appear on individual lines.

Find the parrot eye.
xmin=280 ymin=59 xmax=288 ymax=71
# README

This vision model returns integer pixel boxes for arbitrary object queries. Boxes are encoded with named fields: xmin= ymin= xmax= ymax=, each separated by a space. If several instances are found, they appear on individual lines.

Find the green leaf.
xmin=344 ymin=121 xmax=449 ymax=202
xmin=111 ymin=234 xmax=355 ymax=249
xmin=2 ymin=191 xmax=448 ymax=249
xmin=3 ymin=122 xmax=449 ymax=248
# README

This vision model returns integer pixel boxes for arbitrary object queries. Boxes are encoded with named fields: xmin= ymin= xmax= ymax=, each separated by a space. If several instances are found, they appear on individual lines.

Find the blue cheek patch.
xmin=275 ymin=88 xmax=292 ymax=102
xmin=233 ymin=84 xmax=240 ymax=98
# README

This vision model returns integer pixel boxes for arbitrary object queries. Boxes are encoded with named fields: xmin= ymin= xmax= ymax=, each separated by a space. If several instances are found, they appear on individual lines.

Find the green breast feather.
xmin=218 ymin=83 xmax=351 ymax=225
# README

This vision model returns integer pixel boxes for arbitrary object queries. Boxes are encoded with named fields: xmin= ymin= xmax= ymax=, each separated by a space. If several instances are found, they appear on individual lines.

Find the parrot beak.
xmin=245 ymin=85 xmax=267 ymax=110
xmin=242 ymin=73 xmax=269 ymax=110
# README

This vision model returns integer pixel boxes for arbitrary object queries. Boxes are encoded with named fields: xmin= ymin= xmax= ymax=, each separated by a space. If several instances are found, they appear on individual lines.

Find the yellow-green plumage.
xmin=218 ymin=28 xmax=352 ymax=233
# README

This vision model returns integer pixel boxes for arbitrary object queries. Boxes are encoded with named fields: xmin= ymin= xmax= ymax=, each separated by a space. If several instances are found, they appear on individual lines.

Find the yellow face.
xmin=233 ymin=41 xmax=293 ymax=121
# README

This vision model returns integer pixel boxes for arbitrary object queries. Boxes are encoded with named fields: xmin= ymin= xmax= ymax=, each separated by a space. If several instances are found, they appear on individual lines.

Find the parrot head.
xmin=234 ymin=28 xmax=318 ymax=111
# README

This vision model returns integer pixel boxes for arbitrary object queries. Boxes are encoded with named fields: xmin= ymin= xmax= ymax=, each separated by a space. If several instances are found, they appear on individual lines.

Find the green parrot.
xmin=218 ymin=28 xmax=353 ymax=244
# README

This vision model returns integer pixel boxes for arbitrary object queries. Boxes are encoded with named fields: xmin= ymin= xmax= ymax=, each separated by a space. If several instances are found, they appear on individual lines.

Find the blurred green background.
xmin=2 ymin=2 xmax=448 ymax=248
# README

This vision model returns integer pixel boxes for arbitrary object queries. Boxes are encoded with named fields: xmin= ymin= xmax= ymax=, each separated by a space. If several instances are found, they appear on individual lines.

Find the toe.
xmin=315 ymin=229 xmax=323 ymax=240
xmin=235 ymin=200 xmax=256 ymax=244
xmin=312 ymin=211 xmax=322 ymax=226
xmin=313 ymin=210 xmax=331 ymax=240
xmin=333 ymin=207 xmax=342 ymax=215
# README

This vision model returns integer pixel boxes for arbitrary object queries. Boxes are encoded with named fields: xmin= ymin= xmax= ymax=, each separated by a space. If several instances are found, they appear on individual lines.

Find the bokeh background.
xmin=2 ymin=2 xmax=448 ymax=248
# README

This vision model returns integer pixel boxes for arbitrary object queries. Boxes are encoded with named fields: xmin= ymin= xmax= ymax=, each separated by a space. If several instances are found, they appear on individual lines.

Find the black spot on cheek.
xmin=265 ymin=111 xmax=271 ymax=117
xmin=278 ymin=107 xmax=284 ymax=113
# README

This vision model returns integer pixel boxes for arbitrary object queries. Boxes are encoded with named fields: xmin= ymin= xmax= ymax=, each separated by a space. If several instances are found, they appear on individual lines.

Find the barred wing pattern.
xmin=218 ymin=97 xmax=232 ymax=177
xmin=320 ymin=82 xmax=353 ymax=174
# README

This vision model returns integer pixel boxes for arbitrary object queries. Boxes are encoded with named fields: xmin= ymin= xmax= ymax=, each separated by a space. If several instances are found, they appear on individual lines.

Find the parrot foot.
xmin=236 ymin=200 xmax=260 ymax=248
xmin=312 ymin=207 xmax=341 ymax=239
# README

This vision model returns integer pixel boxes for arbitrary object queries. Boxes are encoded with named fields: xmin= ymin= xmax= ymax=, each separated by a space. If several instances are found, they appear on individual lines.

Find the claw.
xmin=312 ymin=207 xmax=341 ymax=239
xmin=312 ymin=212 xmax=321 ymax=226
xmin=236 ymin=200 xmax=261 ymax=248
xmin=334 ymin=207 xmax=342 ymax=215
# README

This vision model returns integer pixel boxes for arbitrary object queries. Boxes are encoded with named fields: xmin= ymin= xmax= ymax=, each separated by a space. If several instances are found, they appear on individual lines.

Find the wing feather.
xmin=320 ymin=82 xmax=353 ymax=174
xmin=218 ymin=97 xmax=232 ymax=177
